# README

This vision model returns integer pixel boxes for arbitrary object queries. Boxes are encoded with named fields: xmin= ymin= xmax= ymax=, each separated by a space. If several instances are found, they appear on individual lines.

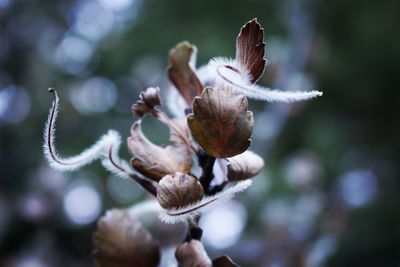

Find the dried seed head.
xmin=157 ymin=172 xmax=204 ymax=209
xmin=132 ymin=87 xmax=162 ymax=117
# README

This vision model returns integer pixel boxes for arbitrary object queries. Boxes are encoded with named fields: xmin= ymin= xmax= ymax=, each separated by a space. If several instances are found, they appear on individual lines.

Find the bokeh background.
xmin=1 ymin=0 xmax=399 ymax=266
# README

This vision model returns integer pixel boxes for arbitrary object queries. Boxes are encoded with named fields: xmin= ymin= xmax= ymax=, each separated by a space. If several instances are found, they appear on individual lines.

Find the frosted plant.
xmin=43 ymin=18 xmax=321 ymax=267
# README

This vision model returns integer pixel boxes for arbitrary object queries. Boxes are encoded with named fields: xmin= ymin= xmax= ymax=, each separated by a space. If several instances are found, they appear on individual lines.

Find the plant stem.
xmin=198 ymin=151 xmax=216 ymax=195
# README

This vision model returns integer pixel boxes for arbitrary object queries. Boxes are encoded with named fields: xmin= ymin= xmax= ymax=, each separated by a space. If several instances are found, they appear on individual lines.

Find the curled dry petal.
xmin=93 ymin=209 xmax=160 ymax=267
xmin=187 ymin=87 xmax=254 ymax=158
xmin=157 ymin=172 xmax=204 ymax=209
xmin=227 ymin=150 xmax=264 ymax=181
xmin=236 ymin=18 xmax=266 ymax=84
xmin=175 ymin=240 xmax=212 ymax=267
xmin=168 ymin=41 xmax=204 ymax=106
xmin=128 ymin=121 xmax=192 ymax=181
xmin=132 ymin=87 xmax=162 ymax=117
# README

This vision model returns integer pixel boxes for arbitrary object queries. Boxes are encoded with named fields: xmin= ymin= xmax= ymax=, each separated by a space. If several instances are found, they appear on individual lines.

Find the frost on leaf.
xmin=128 ymin=121 xmax=192 ymax=181
xmin=187 ymin=87 xmax=254 ymax=158
xmin=168 ymin=41 xmax=203 ymax=106
xmin=236 ymin=18 xmax=266 ymax=83
xmin=93 ymin=209 xmax=160 ymax=267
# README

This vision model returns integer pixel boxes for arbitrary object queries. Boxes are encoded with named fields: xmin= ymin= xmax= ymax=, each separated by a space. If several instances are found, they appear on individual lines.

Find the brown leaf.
xmin=128 ymin=121 xmax=192 ymax=181
xmin=175 ymin=240 xmax=212 ymax=267
xmin=157 ymin=172 xmax=204 ymax=209
xmin=227 ymin=150 xmax=264 ymax=181
xmin=93 ymin=209 xmax=160 ymax=267
xmin=168 ymin=41 xmax=204 ymax=106
xmin=235 ymin=18 xmax=266 ymax=84
xmin=187 ymin=87 xmax=254 ymax=158
xmin=212 ymin=256 xmax=240 ymax=267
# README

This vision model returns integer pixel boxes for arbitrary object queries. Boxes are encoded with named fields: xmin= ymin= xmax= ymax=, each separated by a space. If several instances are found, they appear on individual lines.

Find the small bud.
xmin=132 ymin=87 xmax=162 ymax=117
xmin=187 ymin=87 xmax=254 ymax=158
xmin=157 ymin=172 xmax=204 ymax=209
xmin=227 ymin=150 xmax=264 ymax=181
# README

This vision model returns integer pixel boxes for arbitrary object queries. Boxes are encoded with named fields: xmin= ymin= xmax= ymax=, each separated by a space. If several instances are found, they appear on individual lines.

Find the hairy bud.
xmin=157 ymin=172 xmax=204 ymax=209
xmin=227 ymin=150 xmax=264 ymax=181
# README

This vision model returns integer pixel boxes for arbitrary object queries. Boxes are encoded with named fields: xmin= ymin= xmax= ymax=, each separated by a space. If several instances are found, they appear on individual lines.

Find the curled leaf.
xmin=128 ymin=121 xmax=192 ymax=181
xmin=187 ymin=87 xmax=254 ymax=158
xmin=93 ymin=209 xmax=160 ymax=267
xmin=132 ymin=87 xmax=162 ymax=117
xmin=236 ymin=18 xmax=266 ymax=83
xmin=157 ymin=172 xmax=204 ymax=209
xmin=175 ymin=240 xmax=212 ymax=267
xmin=227 ymin=150 xmax=264 ymax=181
xmin=168 ymin=41 xmax=204 ymax=106
xmin=213 ymin=256 xmax=240 ymax=267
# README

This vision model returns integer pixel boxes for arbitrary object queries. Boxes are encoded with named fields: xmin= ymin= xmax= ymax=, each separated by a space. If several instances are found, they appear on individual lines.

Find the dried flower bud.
xmin=93 ymin=209 xmax=160 ymax=267
xmin=227 ymin=150 xmax=264 ymax=181
xmin=157 ymin=172 xmax=204 ymax=209
xmin=132 ymin=87 xmax=162 ymax=117
xmin=187 ymin=87 xmax=254 ymax=158
xmin=175 ymin=240 xmax=212 ymax=267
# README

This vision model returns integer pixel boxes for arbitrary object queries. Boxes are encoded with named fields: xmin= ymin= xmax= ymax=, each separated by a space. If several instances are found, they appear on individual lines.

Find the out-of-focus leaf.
xmin=175 ymin=240 xmax=212 ymax=267
xmin=168 ymin=41 xmax=203 ymax=106
xmin=128 ymin=121 xmax=192 ymax=181
xmin=212 ymin=256 xmax=240 ymax=267
xmin=227 ymin=150 xmax=264 ymax=181
xmin=93 ymin=209 xmax=160 ymax=267
xmin=157 ymin=172 xmax=204 ymax=209
xmin=235 ymin=18 xmax=266 ymax=83
xmin=187 ymin=87 xmax=254 ymax=158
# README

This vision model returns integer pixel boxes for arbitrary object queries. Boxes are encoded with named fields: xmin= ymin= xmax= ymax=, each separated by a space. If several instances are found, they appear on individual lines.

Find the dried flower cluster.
xmin=43 ymin=18 xmax=321 ymax=266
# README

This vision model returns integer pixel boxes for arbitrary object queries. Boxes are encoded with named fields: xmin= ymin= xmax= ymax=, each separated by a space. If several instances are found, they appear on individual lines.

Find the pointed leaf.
xmin=128 ymin=121 xmax=192 ymax=181
xmin=93 ymin=209 xmax=160 ymax=267
xmin=236 ymin=18 xmax=266 ymax=83
xmin=187 ymin=88 xmax=254 ymax=158
xmin=168 ymin=41 xmax=203 ymax=106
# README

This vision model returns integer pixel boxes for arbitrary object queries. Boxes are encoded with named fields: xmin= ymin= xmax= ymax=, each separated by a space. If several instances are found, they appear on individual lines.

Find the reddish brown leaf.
xmin=187 ymin=87 xmax=254 ymax=158
xmin=235 ymin=18 xmax=266 ymax=84
xmin=157 ymin=172 xmax=204 ymax=209
xmin=93 ymin=209 xmax=160 ymax=267
xmin=168 ymin=42 xmax=204 ymax=106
